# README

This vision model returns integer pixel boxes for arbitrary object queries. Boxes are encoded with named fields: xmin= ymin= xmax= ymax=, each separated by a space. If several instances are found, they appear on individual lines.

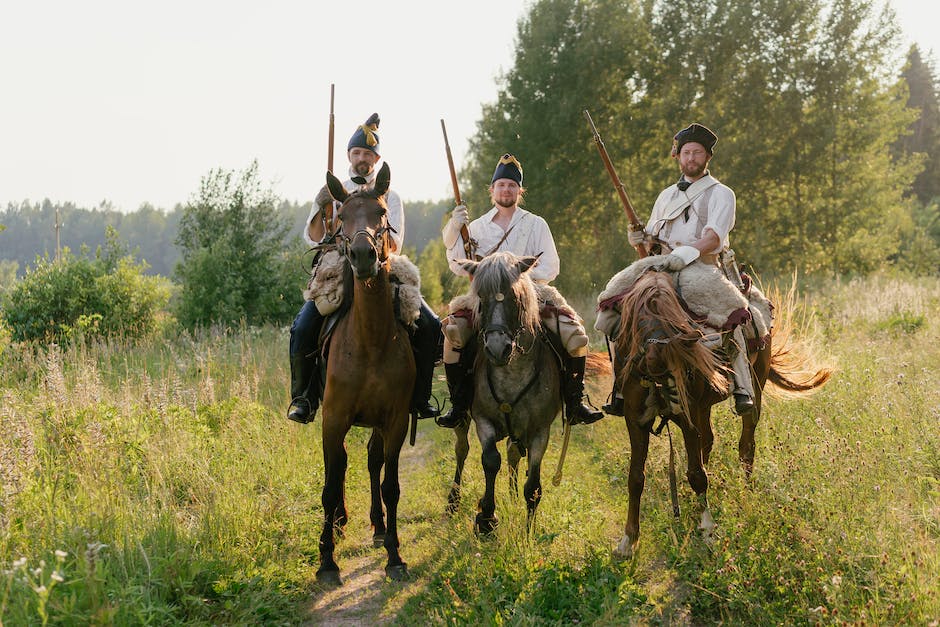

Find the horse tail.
xmin=764 ymin=282 xmax=833 ymax=397
xmin=586 ymin=350 xmax=612 ymax=377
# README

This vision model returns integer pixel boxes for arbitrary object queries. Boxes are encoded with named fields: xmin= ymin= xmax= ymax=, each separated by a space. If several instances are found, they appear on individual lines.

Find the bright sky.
xmin=0 ymin=0 xmax=936 ymax=213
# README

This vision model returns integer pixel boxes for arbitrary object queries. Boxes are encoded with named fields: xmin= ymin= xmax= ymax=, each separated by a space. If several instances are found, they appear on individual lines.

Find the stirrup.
xmin=435 ymin=407 xmax=468 ymax=428
xmin=567 ymin=401 xmax=604 ymax=425
xmin=602 ymin=396 xmax=625 ymax=416
xmin=733 ymin=392 xmax=754 ymax=415
xmin=287 ymin=398 xmax=315 ymax=424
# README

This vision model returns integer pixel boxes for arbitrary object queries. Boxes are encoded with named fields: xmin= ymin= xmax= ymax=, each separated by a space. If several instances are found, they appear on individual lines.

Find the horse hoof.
xmin=473 ymin=516 xmax=498 ymax=537
xmin=316 ymin=569 xmax=342 ymax=586
xmin=385 ymin=562 xmax=409 ymax=581
xmin=373 ymin=533 xmax=385 ymax=549
xmin=612 ymin=536 xmax=636 ymax=561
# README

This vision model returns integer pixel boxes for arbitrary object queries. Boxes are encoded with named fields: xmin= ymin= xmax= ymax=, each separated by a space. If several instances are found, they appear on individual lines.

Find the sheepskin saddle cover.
xmin=596 ymin=255 xmax=771 ymax=338
xmin=304 ymin=250 xmax=422 ymax=327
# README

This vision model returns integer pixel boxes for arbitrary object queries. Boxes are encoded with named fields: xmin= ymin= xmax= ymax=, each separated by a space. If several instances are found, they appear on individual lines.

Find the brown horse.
xmin=447 ymin=252 xmax=563 ymax=535
xmin=316 ymin=163 xmax=415 ymax=584
xmin=611 ymin=269 xmax=830 ymax=560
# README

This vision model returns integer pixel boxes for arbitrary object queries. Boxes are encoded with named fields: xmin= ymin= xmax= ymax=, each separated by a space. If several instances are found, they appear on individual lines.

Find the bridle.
xmin=333 ymin=202 xmax=397 ymax=266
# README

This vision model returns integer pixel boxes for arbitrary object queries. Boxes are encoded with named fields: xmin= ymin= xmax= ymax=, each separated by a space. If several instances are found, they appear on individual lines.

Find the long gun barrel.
xmin=324 ymin=84 xmax=336 ymax=234
xmin=441 ymin=119 xmax=478 ymax=260
xmin=584 ymin=110 xmax=648 ymax=258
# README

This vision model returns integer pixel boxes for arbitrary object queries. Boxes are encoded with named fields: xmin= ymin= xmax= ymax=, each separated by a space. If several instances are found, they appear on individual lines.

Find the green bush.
xmin=1 ymin=228 xmax=171 ymax=343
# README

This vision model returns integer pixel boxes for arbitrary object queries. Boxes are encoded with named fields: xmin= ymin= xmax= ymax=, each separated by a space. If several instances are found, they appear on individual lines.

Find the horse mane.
xmin=471 ymin=252 xmax=541 ymax=338
xmin=616 ymin=270 xmax=728 ymax=418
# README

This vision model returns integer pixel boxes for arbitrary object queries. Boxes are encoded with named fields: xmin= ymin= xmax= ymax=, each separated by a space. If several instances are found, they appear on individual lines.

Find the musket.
xmin=583 ymin=109 xmax=648 ymax=258
xmin=440 ymin=119 xmax=479 ymax=260
xmin=324 ymin=84 xmax=336 ymax=234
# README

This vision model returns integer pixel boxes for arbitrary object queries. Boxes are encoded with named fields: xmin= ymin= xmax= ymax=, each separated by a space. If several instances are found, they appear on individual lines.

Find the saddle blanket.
xmin=594 ymin=255 xmax=772 ymax=342
xmin=304 ymin=250 xmax=422 ymax=328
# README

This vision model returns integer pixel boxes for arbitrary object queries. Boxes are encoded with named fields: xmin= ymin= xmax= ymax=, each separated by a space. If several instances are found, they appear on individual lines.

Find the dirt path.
xmin=303 ymin=435 xmax=435 ymax=626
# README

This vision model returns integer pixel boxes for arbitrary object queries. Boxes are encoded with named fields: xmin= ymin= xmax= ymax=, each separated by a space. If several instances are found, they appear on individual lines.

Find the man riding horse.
xmin=436 ymin=153 xmax=603 ymax=428
xmin=287 ymin=113 xmax=441 ymax=424
xmin=598 ymin=123 xmax=757 ymax=417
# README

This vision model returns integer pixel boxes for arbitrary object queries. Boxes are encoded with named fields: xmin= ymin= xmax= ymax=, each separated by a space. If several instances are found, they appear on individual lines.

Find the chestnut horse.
xmin=611 ymin=270 xmax=830 ymax=560
xmin=447 ymin=252 xmax=563 ymax=535
xmin=316 ymin=163 xmax=415 ymax=584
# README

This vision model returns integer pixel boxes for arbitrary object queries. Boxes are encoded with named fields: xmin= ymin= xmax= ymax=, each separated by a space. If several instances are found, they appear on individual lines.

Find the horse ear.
xmin=515 ymin=253 xmax=542 ymax=275
xmin=458 ymin=259 xmax=479 ymax=277
xmin=327 ymin=171 xmax=347 ymax=202
xmin=374 ymin=162 xmax=391 ymax=196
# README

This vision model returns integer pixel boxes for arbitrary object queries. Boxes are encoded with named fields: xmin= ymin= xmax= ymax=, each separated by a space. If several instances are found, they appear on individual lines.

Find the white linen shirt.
xmin=303 ymin=163 xmax=404 ymax=251
xmin=445 ymin=206 xmax=560 ymax=283
xmin=645 ymin=174 xmax=736 ymax=254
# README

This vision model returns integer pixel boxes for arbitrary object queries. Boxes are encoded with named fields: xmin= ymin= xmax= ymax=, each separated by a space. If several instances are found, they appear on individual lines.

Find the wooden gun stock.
xmin=440 ymin=119 xmax=478 ymax=260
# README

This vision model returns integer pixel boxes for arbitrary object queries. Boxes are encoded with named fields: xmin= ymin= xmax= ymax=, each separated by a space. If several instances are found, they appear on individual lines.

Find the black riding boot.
xmin=564 ymin=355 xmax=604 ymax=425
xmin=411 ymin=302 xmax=442 ymax=419
xmin=602 ymin=346 xmax=626 ymax=416
xmin=288 ymin=353 xmax=320 ymax=424
xmin=436 ymin=361 xmax=473 ymax=428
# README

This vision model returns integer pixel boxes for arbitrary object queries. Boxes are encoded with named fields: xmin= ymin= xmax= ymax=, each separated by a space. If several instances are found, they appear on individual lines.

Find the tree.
xmin=466 ymin=0 xmax=922 ymax=289
xmin=894 ymin=45 xmax=940 ymax=205
xmin=174 ymin=161 xmax=293 ymax=328
xmin=1 ymin=227 xmax=171 ymax=343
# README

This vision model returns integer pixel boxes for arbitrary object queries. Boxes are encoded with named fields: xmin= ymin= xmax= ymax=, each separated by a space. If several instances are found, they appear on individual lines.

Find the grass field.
xmin=1 ymin=275 xmax=938 ymax=625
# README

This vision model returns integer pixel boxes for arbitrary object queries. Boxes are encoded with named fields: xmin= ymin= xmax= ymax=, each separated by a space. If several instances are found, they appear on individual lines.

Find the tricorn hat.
xmin=671 ymin=123 xmax=718 ymax=157
xmin=491 ymin=153 xmax=523 ymax=184
xmin=347 ymin=113 xmax=381 ymax=154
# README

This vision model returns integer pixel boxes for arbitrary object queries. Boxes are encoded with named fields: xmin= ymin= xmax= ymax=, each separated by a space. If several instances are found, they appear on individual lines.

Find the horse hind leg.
xmin=507 ymin=440 xmax=523 ymax=497
xmin=523 ymin=430 xmax=550 ymax=535
xmin=680 ymin=411 xmax=716 ymax=545
xmin=738 ymin=385 xmax=762 ymax=479
xmin=367 ymin=431 xmax=386 ymax=547
xmin=380 ymin=435 xmax=409 ymax=581
xmin=447 ymin=421 xmax=471 ymax=515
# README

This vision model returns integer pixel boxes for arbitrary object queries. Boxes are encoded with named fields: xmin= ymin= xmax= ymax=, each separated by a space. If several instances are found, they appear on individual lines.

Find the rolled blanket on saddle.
xmin=443 ymin=283 xmax=589 ymax=356
xmin=303 ymin=250 xmax=423 ymax=328
xmin=594 ymin=254 xmax=772 ymax=348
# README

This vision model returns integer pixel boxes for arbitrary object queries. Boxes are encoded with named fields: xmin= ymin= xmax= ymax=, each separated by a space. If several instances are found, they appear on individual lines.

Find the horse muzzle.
xmin=482 ymin=328 xmax=514 ymax=366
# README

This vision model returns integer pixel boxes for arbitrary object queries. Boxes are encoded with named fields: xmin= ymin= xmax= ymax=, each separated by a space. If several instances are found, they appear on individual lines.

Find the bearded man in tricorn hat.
xmin=606 ymin=122 xmax=756 ymax=416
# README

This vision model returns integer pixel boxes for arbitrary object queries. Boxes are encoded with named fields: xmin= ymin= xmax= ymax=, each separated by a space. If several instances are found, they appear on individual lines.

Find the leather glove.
xmin=314 ymin=185 xmax=334 ymax=210
xmin=627 ymin=228 xmax=646 ymax=247
xmin=442 ymin=204 xmax=469 ymax=249
xmin=660 ymin=245 xmax=700 ymax=272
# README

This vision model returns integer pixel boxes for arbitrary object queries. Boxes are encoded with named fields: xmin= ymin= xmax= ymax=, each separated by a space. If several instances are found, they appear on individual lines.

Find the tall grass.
xmin=1 ymin=276 xmax=938 ymax=624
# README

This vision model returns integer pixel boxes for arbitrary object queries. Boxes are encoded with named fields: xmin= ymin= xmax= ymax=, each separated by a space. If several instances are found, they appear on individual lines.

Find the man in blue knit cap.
xmin=287 ymin=113 xmax=442 ymax=424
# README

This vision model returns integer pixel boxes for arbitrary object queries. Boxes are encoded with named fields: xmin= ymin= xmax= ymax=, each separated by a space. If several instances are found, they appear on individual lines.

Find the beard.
xmin=495 ymin=196 xmax=516 ymax=209
xmin=681 ymin=161 xmax=706 ymax=179
xmin=353 ymin=162 xmax=372 ymax=176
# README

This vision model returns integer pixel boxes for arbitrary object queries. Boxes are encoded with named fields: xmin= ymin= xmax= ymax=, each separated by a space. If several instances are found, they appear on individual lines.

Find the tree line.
xmin=2 ymin=0 xmax=939 ymax=341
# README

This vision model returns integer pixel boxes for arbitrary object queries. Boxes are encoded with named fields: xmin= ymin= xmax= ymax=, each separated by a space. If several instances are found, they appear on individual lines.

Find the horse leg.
xmin=614 ymin=409 xmax=650 ymax=561
xmin=381 ymin=422 xmax=409 ymax=581
xmin=507 ymin=441 xmax=523 ymax=497
xmin=475 ymin=430 xmax=501 ymax=536
xmin=739 ymin=374 xmax=763 ymax=478
xmin=681 ymin=408 xmax=715 ymax=544
xmin=317 ymin=432 xmax=348 ymax=585
xmin=523 ymin=429 xmax=550 ymax=535
xmin=447 ymin=420 xmax=471 ymax=514
xmin=367 ymin=430 xmax=386 ymax=547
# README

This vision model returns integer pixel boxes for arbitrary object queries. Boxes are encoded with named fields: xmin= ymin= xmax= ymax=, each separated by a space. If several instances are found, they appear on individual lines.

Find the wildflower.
xmin=54 ymin=550 xmax=68 ymax=559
